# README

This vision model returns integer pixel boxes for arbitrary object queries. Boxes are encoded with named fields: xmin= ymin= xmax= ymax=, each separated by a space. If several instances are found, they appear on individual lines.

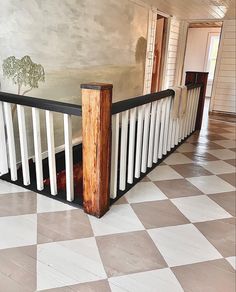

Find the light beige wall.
xmin=0 ymin=0 xmax=149 ymax=159
xmin=211 ymin=19 xmax=236 ymax=113
xmin=0 ymin=0 xmax=149 ymax=102
xmin=183 ymin=27 xmax=221 ymax=73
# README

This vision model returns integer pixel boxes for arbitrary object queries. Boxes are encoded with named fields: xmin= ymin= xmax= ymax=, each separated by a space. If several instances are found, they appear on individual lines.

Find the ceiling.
xmin=142 ymin=0 xmax=235 ymax=20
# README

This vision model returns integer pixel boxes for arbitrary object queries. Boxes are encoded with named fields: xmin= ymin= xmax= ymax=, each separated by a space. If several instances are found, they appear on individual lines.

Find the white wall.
xmin=183 ymin=27 xmax=221 ymax=95
xmin=211 ymin=19 xmax=236 ymax=113
xmin=163 ymin=18 xmax=181 ymax=88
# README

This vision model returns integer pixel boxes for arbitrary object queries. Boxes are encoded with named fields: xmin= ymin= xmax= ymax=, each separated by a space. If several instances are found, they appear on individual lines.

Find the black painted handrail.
xmin=112 ymin=83 xmax=202 ymax=115
xmin=0 ymin=91 xmax=82 ymax=116
xmin=0 ymin=83 xmax=201 ymax=116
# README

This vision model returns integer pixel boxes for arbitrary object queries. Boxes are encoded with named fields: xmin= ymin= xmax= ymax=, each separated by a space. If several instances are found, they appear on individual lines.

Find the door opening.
xmin=183 ymin=22 xmax=222 ymax=121
xmin=151 ymin=15 xmax=167 ymax=93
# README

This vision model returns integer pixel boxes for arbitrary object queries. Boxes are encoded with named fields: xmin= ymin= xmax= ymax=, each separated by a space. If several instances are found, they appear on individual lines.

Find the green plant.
xmin=2 ymin=55 xmax=45 ymax=95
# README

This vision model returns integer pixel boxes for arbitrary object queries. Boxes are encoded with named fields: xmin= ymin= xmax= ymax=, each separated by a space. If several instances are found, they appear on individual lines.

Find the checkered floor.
xmin=0 ymin=117 xmax=235 ymax=292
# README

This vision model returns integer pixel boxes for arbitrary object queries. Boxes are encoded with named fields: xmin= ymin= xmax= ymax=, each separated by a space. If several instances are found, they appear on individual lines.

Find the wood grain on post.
xmin=81 ymin=83 xmax=113 ymax=218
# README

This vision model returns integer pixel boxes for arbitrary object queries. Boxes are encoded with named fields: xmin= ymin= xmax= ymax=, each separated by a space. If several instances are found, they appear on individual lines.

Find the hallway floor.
xmin=0 ymin=117 xmax=235 ymax=292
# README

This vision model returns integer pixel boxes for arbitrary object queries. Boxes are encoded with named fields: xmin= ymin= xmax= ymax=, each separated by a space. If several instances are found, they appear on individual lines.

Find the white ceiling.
xmin=142 ymin=0 xmax=235 ymax=20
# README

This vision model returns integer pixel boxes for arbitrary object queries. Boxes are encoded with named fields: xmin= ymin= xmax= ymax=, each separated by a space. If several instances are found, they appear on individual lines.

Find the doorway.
xmin=183 ymin=22 xmax=222 ymax=120
xmin=183 ymin=22 xmax=222 ymax=98
xmin=151 ymin=15 xmax=167 ymax=93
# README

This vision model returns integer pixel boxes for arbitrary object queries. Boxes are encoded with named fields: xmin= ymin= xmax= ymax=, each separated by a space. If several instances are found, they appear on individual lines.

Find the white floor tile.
xmin=109 ymin=268 xmax=184 ymax=292
xmin=37 ymin=194 xmax=76 ymax=213
xmin=164 ymin=153 xmax=193 ymax=165
xmin=0 ymin=180 xmax=30 ymax=195
xmin=226 ymin=256 xmax=236 ymax=270
xmin=125 ymin=182 xmax=167 ymax=203
xmin=37 ymin=238 xmax=106 ymax=291
xmin=187 ymin=175 xmax=235 ymax=194
xmin=171 ymin=195 xmax=232 ymax=223
xmin=89 ymin=205 xmax=144 ymax=236
xmin=147 ymin=166 xmax=183 ymax=181
xmin=0 ymin=214 xmax=37 ymax=249
xmin=200 ymin=160 xmax=235 ymax=175
xmin=148 ymin=224 xmax=222 ymax=267
xmin=213 ymin=140 xmax=236 ymax=149
xmin=206 ymin=149 xmax=235 ymax=160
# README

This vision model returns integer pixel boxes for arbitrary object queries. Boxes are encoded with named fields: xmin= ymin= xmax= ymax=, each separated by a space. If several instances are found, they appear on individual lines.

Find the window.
xmin=205 ymin=34 xmax=220 ymax=80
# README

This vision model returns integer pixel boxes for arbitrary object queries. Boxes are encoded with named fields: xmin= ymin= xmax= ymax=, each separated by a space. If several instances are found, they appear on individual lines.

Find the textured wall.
xmin=0 ymin=0 xmax=148 ymax=159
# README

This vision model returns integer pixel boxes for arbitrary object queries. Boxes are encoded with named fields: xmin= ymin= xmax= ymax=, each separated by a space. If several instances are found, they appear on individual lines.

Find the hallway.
xmin=0 ymin=116 xmax=235 ymax=292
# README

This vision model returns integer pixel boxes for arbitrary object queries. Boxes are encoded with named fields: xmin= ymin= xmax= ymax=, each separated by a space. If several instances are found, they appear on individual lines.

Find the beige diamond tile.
xmin=214 ymin=140 xmax=236 ymax=149
xmin=164 ymin=153 xmax=193 ymax=165
xmin=171 ymin=163 xmax=212 ymax=178
xmin=184 ymin=151 xmax=218 ymax=162
xmin=218 ymin=173 xmax=236 ymax=187
xmin=0 ymin=245 xmax=36 ymax=292
xmin=155 ymin=179 xmax=203 ymax=199
xmin=0 ymin=192 xmax=36 ymax=217
xmin=206 ymin=149 xmax=235 ymax=160
xmin=41 ymin=280 xmax=111 ymax=292
xmin=208 ymin=192 xmax=236 ymax=217
xmin=224 ymin=159 xmax=236 ymax=167
xmin=172 ymin=259 xmax=235 ymax=292
xmin=195 ymin=218 xmax=235 ymax=257
xmin=177 ymin=143 xmax=198 ymax=153
xmin=131 ymin=200 xmax=189 ymax=229
xmin=96 ymin=231 xmax=167 ymax=277
xmin=37 ymin=210 xmax=93 ymax=244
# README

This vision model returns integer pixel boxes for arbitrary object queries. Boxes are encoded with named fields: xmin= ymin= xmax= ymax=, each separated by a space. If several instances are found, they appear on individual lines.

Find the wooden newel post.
xmin=81 ymin=83 xmax=113 ymax=218
xmin=185 ymin=71 xmax=209 ymax=131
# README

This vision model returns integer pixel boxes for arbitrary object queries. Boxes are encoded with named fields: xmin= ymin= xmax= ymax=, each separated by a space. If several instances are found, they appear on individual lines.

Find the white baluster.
xmin=147 ymin=101 xmax=157 ymax=167
xmin=162 ymin=97 xmax=172 ymax=155
xmin=32 ymin=108 xmax=44 ymax=190
xmin=135 ymin=105 xmax=145 ymax=178
xmin=64 ymin=114 xmax=74 ymax=201
xmin=119 ymin=110 xmax=129 ymax=191
xmin=188 ymin=89 xmax=195 ymax=135
xmin=45 ymin=110 xmax=57 ymax=195
xmin=141 ymin=103 xmax=151 ymax=173
xmin=0 ymin=102 xmax=8 ymax=176
xmin=153 ymin=100 xmax=162 ymax=163
xmin=158 ymin=98 xmax=168 ymax=159
xmin=167 ymin=97 xmax=174 ymax=151
xmin=189 ymin=89 xmax=195 ymax=134
xmin=17 ymin=105 xmax=30 ymax=186
xmin=3 ymin=103 xmax=17 ymax=181
xmin=183 ymin=90 xmax=192 ymax=138
xmin=193 ymin=88 xmax=200 ymax=131
xmin=175 ymin=118 xmax=180 ymax=145
xmin=110 ymin=113 xmax=120 ymax=198
xmin=127 ymin=108 xmax=137 ymax=184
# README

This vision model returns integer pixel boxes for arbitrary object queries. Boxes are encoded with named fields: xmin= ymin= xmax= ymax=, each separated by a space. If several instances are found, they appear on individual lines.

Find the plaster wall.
xmin=0 ymin=0 xmax=149 ymax=159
